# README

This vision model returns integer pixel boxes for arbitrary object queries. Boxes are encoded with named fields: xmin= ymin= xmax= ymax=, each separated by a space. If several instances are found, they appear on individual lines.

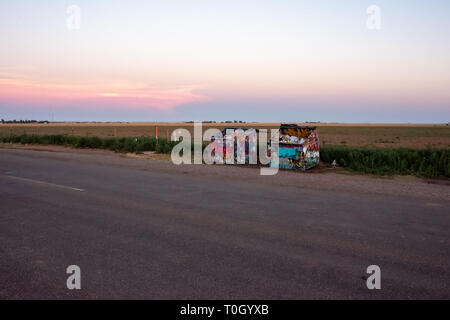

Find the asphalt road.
xmin=0 ymin=148 xmax=449 ymax=299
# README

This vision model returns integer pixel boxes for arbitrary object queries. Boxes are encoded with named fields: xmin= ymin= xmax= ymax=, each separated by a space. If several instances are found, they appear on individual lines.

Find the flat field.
xmin=0 ymin=122 xmax=449 ymax=149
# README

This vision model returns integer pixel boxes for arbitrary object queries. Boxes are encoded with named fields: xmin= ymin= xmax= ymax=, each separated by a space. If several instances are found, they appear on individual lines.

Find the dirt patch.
xmin=0 ymin=143 xmax=172 ymax=161
xmin=125 ymin=151 xmax=171 ymax=162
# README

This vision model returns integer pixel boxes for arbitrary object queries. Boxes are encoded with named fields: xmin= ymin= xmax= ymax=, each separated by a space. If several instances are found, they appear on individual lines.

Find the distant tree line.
xmin=1 ymin=119 xmax=50 ymax=124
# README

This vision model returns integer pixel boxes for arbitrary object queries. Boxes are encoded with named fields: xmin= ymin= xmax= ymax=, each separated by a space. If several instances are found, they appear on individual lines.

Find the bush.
xmin=136 ymin=137 xmax=157 ymax=153
xmin=321 ymin=145 xmax=449 ymax=178
xmin=0 ymin=134 xmax=175 ymax=155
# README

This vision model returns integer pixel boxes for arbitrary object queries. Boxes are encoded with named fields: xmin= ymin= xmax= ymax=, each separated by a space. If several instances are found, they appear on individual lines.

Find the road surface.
xmin=0 ymin=147 xmax=449 ymax=299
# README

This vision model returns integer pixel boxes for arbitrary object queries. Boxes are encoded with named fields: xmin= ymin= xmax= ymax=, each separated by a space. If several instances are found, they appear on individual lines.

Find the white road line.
xmin=3 ymin=175 xmax=85 ymax=192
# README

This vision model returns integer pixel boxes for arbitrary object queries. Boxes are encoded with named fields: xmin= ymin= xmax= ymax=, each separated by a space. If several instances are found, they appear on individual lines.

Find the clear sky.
xmin=1 ymin=0 xmax=449 ymax=122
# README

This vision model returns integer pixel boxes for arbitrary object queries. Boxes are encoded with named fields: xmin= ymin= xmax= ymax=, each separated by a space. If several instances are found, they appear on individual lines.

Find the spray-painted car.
xmin=207 ymin=124 xmax=319 ymax=170
xmin=278 ymin=124 xmax=319 ymax=170
xmin=208 ymin=128 xmax=258 ymax=164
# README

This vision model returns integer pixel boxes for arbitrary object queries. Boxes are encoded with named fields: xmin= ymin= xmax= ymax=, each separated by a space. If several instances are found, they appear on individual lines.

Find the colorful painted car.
xmin=207 ymin=124 xmax=320 ymax=170
xmin=277 ymin=124 xmax=320 ymax=170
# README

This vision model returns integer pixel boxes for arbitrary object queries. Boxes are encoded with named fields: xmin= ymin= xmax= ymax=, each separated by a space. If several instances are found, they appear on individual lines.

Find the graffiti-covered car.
xmin=278 ymin=124 xmax=320 ymax=170
xmin=206 ymin=124 xmax=319 ymax=170
xmin=208 ymin=128 xmax=258 ymax=164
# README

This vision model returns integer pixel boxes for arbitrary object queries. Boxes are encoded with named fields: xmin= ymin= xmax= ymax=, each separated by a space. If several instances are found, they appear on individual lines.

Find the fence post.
xmin=155 ymin=126 xmax=158 ymax=139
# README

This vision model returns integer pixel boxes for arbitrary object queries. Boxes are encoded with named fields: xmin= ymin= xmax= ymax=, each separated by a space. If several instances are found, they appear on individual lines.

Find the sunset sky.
xmin=1 ymin=0 xmax=449 ymax=122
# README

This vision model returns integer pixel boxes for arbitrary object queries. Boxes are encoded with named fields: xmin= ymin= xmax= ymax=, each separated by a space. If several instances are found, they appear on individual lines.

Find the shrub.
xmin=321 ymin=145 xmax=449 ymax=178
xmin=0 ymin=133 xmax=175 ymax=155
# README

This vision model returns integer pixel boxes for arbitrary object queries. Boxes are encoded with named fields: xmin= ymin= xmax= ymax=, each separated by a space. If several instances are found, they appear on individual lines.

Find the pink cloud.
xmin=0 ymin=77 xmax=209 ymax=109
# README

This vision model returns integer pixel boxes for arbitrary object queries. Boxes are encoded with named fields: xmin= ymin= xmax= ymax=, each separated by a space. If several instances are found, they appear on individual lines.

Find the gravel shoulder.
xmin=1 ymin=143 xmax=449 ymax=202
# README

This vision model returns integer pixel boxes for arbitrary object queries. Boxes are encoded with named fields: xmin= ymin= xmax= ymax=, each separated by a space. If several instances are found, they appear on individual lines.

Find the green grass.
xmin=0 ymin=133 xmax=177 ymax=154
xmin=321 ymin=145 xmax=449 ymax=178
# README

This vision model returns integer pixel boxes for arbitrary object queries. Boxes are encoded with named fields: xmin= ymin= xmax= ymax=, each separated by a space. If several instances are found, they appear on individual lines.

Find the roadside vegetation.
xmin=321 ymin=145 xmax=449 ymax=179
xmin=1 ymin=133 xmax=449 ymax=179
xmin=0 ymin=133 xmax=176 ymax=154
